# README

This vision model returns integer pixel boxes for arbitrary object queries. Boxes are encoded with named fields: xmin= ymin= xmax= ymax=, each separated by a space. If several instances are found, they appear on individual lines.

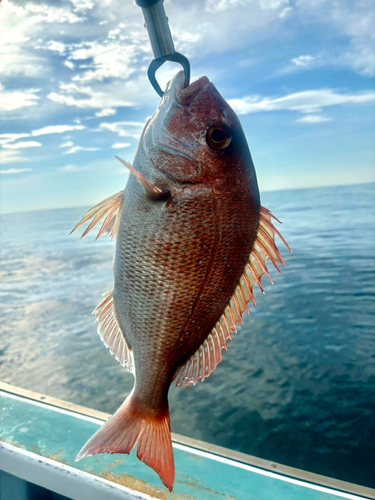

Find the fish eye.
xmin=206 ymin=122 xmax=232 ymax=150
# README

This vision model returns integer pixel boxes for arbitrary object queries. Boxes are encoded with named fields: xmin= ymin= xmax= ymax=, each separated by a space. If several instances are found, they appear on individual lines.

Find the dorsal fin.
xmin=70 ymin=190 xmax=123 ymax=240
xmin=174 ymin=206 xmax=292 ymax=388
xmin=93 ymin=290 xmax=134 ymax=372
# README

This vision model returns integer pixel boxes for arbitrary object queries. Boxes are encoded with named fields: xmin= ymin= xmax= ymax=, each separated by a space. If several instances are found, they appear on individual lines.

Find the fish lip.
xmin=177 ymin=75 xmax=210 ymax=106
xmin=165 ymin=71 xmax=210 ymax=106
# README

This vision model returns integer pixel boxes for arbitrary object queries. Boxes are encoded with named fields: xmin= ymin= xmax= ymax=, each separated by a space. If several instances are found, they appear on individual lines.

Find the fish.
xmin=71 ymin=71 xmax=291 ymax=491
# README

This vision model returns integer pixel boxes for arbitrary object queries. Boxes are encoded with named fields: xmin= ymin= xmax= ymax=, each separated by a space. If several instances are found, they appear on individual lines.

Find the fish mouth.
xmin=177 ymin=75 xmax=210 ymax=106
xmin=166 ymin=71 xmax=209 ymax=107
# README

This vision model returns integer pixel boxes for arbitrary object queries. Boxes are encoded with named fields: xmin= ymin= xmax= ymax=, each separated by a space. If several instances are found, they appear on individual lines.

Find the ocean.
xmin=1 ymin=182 xmax=374 ymax=488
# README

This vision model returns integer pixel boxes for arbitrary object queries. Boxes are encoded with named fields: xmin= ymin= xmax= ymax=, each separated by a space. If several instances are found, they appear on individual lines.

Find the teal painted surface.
xmin=0 ymin=392 xmax=361 ymax=500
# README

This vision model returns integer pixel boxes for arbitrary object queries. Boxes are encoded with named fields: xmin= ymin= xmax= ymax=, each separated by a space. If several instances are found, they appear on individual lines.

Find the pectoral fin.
xmin=174 ymin=206 xmax=292 ymax=388
xmin=115 ymin=156 xmax=169 ymax=199
xmin=71 ymin=190 xmax=123 ymax=240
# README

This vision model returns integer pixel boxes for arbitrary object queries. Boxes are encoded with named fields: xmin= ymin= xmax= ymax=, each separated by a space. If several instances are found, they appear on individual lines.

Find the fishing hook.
xmin=135 ymin=0 xmax=191 ymax=97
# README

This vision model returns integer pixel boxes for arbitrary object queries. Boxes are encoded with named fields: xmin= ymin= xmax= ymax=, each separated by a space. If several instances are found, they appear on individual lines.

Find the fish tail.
xmin=76 ymin=392 xmax=174 ymax=491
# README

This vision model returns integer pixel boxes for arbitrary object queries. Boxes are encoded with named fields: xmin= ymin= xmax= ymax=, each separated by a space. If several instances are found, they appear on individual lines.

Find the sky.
xmin=0 ymin=0 xmax=374 ymax=213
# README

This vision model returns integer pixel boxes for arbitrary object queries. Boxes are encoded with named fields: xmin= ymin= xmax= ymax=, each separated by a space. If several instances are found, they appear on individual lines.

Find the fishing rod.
xmin=135 ymin=0 xmax=191 ymax=97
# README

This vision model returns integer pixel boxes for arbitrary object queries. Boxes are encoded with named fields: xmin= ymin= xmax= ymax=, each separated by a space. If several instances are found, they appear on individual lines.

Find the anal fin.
xmin=174 ymin=206 xmax=292 ymax=388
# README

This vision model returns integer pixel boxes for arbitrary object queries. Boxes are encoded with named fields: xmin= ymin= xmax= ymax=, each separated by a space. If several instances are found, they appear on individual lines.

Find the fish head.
xmin=144 ymin=71 xmax=259 ymax=197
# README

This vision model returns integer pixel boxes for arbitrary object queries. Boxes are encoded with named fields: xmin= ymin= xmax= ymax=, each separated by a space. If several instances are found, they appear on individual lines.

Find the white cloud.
xmin=279 ymin=6 xmax=292 ymax=18
xmin=64 ymin=60 xmax=75 ymax=70
xmin=112 ymin=143 xmax=131 ymax=149
xmin=0 ymin=126 xmax=85 ymax=153
xmin=99 ymin=121 xmax=144 ymax=138
xmin=228 ymin=89 xmax=375 ymax=115
xmin=0 ymin=85 xmax=39 ymax=111
xmin=296 ymin=114 xmax=332 ymax=123
xmin=68 ymin=39 xmax=139 ymax=83
xmin=31 ymin=124 xmax=85 ymax=136
xmin=0 ymin=168 xmax=32 ymax=175
xmin=6 ymin=2 xmax=85 ymax=25
xmin=48 ymin=82 xmax=135 ymax=109
xmin=60 ymin=164 xmax=79 ymax=172
xmin=95 ymin=108 xmax=117 ymax=117
xmin=291 ymin=55 xmax=314 ymax=67
xmin=259 ymin=0 xmax=289 ymax=10
xmin=3 ymin=141 xmax=42 ymax=149
xmin=60 ymin=141 xmax=74 ymax=148
xmin=70 ymin=0 xmax=95 ymax=13
xmin=0 ymin=150 xmax=29 ymax=165
xmin=0 ymin=133 xmax=31 ymax=146
xmin=60 ymin=163 xmax=96 ymax=172
xmin=64 ymin=145 xmax=101 ymax=154
xmin=206 ymin=0 xmax=289 ymax=13
xmin=45 ymin=40 xmax=66 ymax=55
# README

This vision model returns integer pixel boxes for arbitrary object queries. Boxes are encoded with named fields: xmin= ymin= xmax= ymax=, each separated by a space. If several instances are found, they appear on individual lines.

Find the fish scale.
xmin=71 ymin=71 xmax=291 ymax=491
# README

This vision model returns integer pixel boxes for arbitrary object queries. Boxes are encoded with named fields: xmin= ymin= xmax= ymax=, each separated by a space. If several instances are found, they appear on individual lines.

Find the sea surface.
xmin=1 ymin=183 xmax=374 ymax=488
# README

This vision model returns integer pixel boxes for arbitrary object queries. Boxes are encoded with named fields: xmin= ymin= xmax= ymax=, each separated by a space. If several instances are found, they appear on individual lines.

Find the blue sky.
xmin=1 ymin=0 xmax=374 ymax=213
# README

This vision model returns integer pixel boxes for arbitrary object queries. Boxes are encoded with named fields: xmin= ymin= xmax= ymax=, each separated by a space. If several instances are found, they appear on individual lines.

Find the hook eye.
xmin=148 ymin=52 xmax=190 ymax=97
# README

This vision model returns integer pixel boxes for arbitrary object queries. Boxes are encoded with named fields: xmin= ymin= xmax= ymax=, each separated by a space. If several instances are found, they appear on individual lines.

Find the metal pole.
xmin=135 ymin=0 xmax=190 ymax=97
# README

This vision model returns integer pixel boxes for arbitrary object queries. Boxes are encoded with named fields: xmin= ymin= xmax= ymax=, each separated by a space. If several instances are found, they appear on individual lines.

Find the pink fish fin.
xmin=93 ymin=290 xmax=134 ymax=372
xmin=76 ymin=394 xmax=175 ymax=491
xmin=70 ymin=190 xmax=123 ymax=240
xmin=115 ymin=156 xmax=168 ymax=199
xmin=175 ymin=206 xmax=291 ymax=388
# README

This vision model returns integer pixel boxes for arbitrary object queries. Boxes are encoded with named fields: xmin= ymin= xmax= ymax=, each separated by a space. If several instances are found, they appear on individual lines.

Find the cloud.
xmin=0 ymin=150 xmax=29 ymax=165
xmin=95 ymin=108 xmax=117 ymax=117
xmin=0 ymin=125 xmax=85 ymax=157
xmin=60 ymin=141 xmax=74 ymax=148
xmin=293 ymin=0 xmax=375 ymax=77
xmin=45 ymin=40 xmax=66 ymax=55
xmin=291 ymin=55 xmax=314 ymax=67
xmin=206 ymin=0 xmax=290 ymax=13
xmin=31 ymin=124 xmax=85 ymax=136
xmin=70 ymin=0 xmax=95 ymax=13
xmin=0 ymin=168 xmax=32 ymax=175
xmin=112 ymin=143 xmax=131 ymax=149
xmin=48 ymin=82 xmax=135 ymax=109
xmin=0 ymin=85 xmax=39 ymax=111
xmin=99 ymin=121 xmax=144 ymax=138
xmin=64 ymin=60 xmax=75 ymax=70
xmin=228 ymin=89 xmax=375 ymax=115
xmin=5 ymin=2 xmax=85 ymax=25
xmin=0 ymin=133 xmax=31 ymax=146
xmin=63 ymin=145 xmax=101 ymax=154
xmin=3 ymin=141 xmax=42 ymax=149
xmin=68 ymin=38 xmax=139 ymax=83
xmin=296 ymin=114 xmax=332 ymax=123
xmin=60 ymin=164 xmax=81 ymax=172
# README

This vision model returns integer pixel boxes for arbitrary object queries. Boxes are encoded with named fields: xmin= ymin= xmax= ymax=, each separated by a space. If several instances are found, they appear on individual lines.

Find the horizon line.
xmin=1 ymin=180 xmax=374 ymax=216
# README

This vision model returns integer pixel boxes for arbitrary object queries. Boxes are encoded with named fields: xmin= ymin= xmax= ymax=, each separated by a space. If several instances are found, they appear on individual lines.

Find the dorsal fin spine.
xmin=253 ymin=249 xmax=273 ymax=284
xmin=233 ymin=294 xmax=243 ymax=324
xmin=256 ymin=239 xmax=281 ymax=272
xmin=227 ymin=305 xmax=237 ymax=332
xmin=258 ymin=225 xmax=286 ymax=267
xmin=242 ymin=272 xmax=257 ymax=305
xmin=238 ymin=283 xmax=250 ymax=315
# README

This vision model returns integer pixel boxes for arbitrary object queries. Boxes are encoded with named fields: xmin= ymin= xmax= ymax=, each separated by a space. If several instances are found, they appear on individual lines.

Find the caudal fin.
xmin=76 ymin=394 xmax=175 ymax=491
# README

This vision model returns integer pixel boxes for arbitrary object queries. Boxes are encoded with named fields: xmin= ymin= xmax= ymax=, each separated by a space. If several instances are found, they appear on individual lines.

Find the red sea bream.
xmin=72 ymin=71 xmax=291 ymax=490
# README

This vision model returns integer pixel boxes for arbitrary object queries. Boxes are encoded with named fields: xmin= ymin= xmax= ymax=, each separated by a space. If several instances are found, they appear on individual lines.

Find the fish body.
xmin=114 ymin=73 xmax=259 ymax=407
xmin=72 ymin=72 xmax=290 ymax=490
